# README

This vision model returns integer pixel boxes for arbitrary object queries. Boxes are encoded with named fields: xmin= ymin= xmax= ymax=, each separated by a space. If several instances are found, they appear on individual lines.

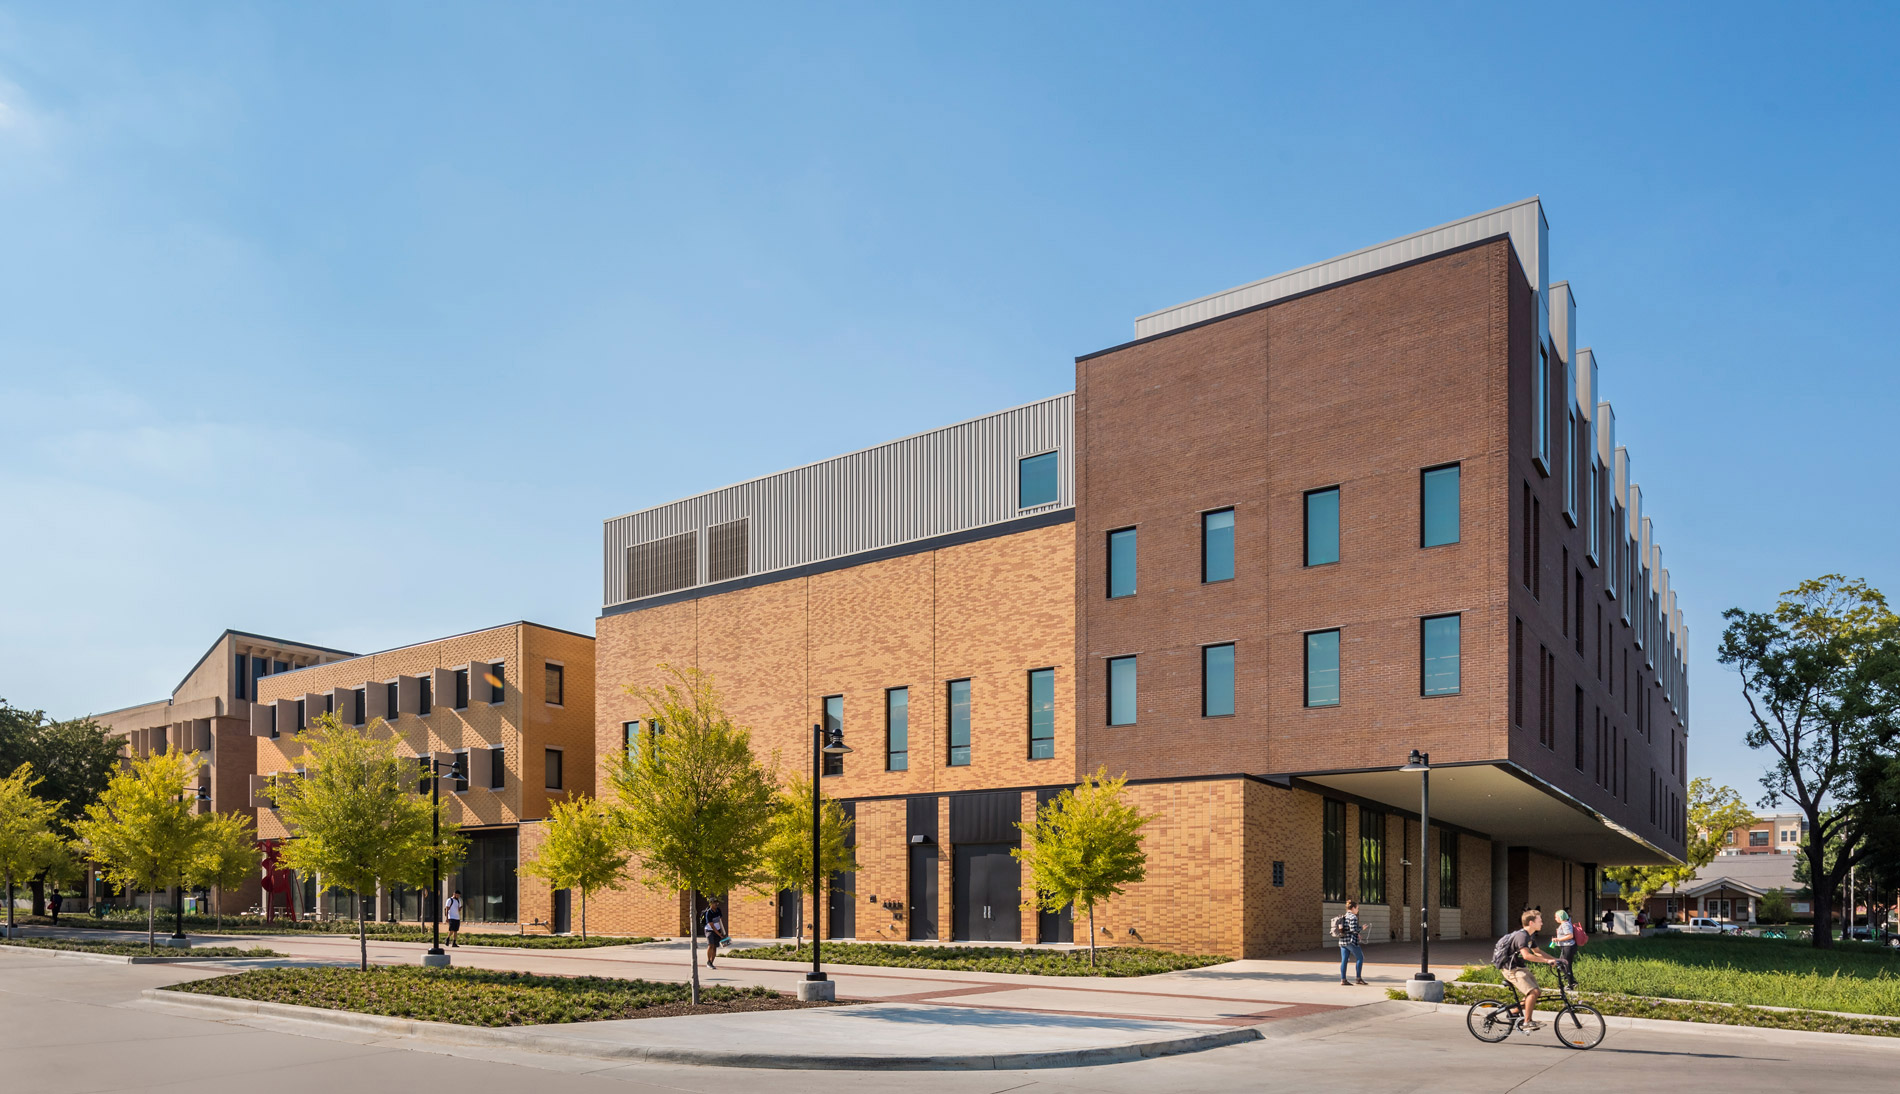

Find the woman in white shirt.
xmin=445 ymin=890 xmax=464 ymax=947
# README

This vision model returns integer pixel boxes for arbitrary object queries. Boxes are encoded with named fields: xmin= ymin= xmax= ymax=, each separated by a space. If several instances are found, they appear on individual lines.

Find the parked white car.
xmin=1677 ymin=917 xmax=1742 ymax=934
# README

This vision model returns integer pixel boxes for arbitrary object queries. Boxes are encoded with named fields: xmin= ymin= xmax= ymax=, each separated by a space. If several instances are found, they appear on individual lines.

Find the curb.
xmin=1401 ymin=1000 xmax=1900 ymax=1050
xmin=0 ymin=946 xmax=260 ymax=966
xmin=141 ymin=989 xmax=1263 ymax=1069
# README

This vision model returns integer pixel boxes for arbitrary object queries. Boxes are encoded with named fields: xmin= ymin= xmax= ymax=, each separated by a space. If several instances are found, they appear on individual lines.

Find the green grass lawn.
xmin=732 ymin=942 xmax=1227 ymax=977
xmin=19 ymin=914 xmax=652 ymax=950
xmin=1458 ymin=934 xmax=1900 ymax=1017
xmin=166 ymin=966 xmax=821 ymax=1026
xmin=1 ymin=937 xmax=279 ymax=958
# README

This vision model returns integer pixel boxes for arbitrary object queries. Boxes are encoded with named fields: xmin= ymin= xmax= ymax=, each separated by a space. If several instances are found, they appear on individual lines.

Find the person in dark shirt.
xmin=1338 ymin=899 xmax=1366 ymax=986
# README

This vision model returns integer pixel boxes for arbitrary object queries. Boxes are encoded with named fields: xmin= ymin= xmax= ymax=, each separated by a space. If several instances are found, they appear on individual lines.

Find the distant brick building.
xmin=587 ymin=198 xmax=1690 ymax=956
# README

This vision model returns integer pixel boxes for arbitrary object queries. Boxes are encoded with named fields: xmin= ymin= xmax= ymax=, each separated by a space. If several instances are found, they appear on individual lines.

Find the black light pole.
xmin=424 ymin=756 xmax=456 ymax=965
xmin=808 ymin=722 xmax=852 ymax=983
xmin=172 ymin=876 xmax=186 ymax=941
xmin=1401 ymin=750 xmax=1433 ymax=981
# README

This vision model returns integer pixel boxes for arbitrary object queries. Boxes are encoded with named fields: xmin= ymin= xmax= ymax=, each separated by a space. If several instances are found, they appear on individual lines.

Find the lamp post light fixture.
xmin=801 ymin=721 xmax=851 ymax=1001
xmin=1399 ymin=749 xmax=1442 ymax=1001
xmin=422 ymin=754 xmax=462 ymax=968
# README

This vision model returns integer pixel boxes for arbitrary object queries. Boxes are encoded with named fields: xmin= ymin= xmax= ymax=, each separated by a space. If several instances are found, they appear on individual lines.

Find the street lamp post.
xmin=1400 ymin=750 xmax=1439 ymax=1000
xmin=804 ymin=722 xmax=851 ymax=997
xmin=423 ymin=754 xmax=459 ymax=967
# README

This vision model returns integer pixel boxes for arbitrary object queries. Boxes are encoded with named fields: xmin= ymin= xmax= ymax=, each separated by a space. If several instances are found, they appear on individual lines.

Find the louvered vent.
xmin=707 ymin=518 xmax=749 ymax=583
xmin=627 ymin=530 xmax=698 ymax=599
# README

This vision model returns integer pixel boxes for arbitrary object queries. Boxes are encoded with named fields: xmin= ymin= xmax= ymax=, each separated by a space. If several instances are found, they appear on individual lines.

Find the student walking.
xmin=1601 ymin=908 xmax=1614 ymax=934
xmin=445 ymin=890 xmax=464 ymax=947
xmin=1553 ymin=908 xmax=1579 ymax=965
xmin=47 ymin=889 xmax=61 ymax=926
xmin=702 ymin=899 xmax=726 ymax=970
xmin=1336 ymin=899 xmax=1366 ymax=985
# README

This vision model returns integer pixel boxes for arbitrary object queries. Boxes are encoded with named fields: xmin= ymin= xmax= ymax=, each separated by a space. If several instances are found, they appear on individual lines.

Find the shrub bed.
xmin=1 ymin=937 xmax=278 ymax=958
xmin=732 ymin=942 xmax=1226 ymax=977
xmin=166 ymin=966 xmax=823 ymax=1026
xmin=1400 ymin=981 xmax=1900 ymax=1038
xmin=21 ymin=915 xmax=650 ymax=949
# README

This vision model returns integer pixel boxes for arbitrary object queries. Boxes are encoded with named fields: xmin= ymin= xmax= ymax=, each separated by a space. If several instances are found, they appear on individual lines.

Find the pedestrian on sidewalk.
xmin=1601 ymin=908 xmax=1614 ymax=935
xmin=445 ymin=890 xmax=464 ymax=947
xmin=702 ymin=899 xmax=726 ymax=969
xmin=47 ymin=888 xmax=61 ymax=927
xmin=1335 ymin=899 xmax=1366 ymax=985
xmin=1553 ymin=908 xmax=1578 ymax=965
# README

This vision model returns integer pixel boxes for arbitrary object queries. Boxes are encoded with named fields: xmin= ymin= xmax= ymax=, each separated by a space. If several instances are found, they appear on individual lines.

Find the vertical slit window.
xmin=1028 ymin=669 xmax=1055 ymax=759
xmin=946 ymin=681 xmax=971 ymax=766
xmin=1304 ymin=630 xmax=1340 ymax=708
xmin=1439 ymin=830 xmax=1460 ymax=908
xmin=1359 ymin=809 xmax=1386 ymax=905
xmin=1304 ymin=487 xmax=1340 ymax=566
xmin=1521 ymin=483 xmax=1532 ymax=588
xmin=1107 ymin=528 xmax=1137 ymax=598
xmin=1322 ymin=800 xmax=1346 ymax=902
xmin=1202 ymin=644 xmax=1235 ymax=717
xmin=545 ymin=663 xmax=565 ymax=706
xmin=352 ymin=688 xmax=366 ymax=726
xmin=1107 ymin=657 xmax=1137 ymax=726
xmin=1532 ymin=496 xmax=1542 ymax=599
xmin=885 ymin=687 xmax=909 ymax=772
xmin=1421 ymin=615 xmax=1460 ymax=696
xmin=1421 ymin=464 xmax=1460 ymax=547
xmin=1513 ymin=618 xmax=1524 ymax=727
xmin=1574 ymin=687 xmax=1585 ymax=770
xmin=822 ymin=695 xmax=844 ymax=776
xmin=1202 ymin=508 xmax=1235 ymax=582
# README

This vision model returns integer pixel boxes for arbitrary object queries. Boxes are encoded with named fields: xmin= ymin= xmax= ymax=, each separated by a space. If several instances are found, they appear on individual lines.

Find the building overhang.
xmin=1285 ymin=761 xmax=1680 ymax=868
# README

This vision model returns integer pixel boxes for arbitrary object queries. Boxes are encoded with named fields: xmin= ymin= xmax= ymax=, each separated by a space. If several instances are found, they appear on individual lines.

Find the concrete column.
xmin=1491 ymin=842 xmax=1509 ymax=937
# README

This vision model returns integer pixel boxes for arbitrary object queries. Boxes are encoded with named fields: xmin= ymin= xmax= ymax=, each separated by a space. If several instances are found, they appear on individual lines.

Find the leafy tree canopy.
xmin=521 ymin=794 xmax=628 ymax=940
xmin=0 ymin=762 xmax=68 ymax=929
xmin=1607 ymin=778 xmax=1757 ymax=916
xmin=70 ymin=748 xmax=205 ymax=950
xmin=751 ymin=773 xmax=857 ymax=938
xmin=0 ymin=700 xmax=122 ymax=831
xmin=1014 ymin=768 xmax=1153 ymax=966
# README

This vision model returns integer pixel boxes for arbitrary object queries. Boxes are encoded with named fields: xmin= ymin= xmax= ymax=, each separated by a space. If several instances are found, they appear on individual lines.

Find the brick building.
xmin=92 ymin=629 xmax=354 ymax=914
xmin=587 ymin=198 xmax=1690 ymax=956
xmin=251 ymin=622 xmax=594 ymax=930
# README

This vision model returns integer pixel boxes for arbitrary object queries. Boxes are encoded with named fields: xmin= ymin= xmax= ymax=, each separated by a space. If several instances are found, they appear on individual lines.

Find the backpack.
xmin=1330 ymin=915 xmax=1351 ymax=939
xmin=1571 ymin=926 xmax=1589 ymax=947
xmin=1492 ymin=930 xmax=1522 ymax=969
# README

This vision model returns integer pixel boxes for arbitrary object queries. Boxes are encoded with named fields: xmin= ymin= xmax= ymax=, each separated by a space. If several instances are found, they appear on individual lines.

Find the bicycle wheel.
xmin=1466 ymin=999 xmax=1515 ymax=1043
xmin=1554 ymin=1003 xmax=1605 ymax=1049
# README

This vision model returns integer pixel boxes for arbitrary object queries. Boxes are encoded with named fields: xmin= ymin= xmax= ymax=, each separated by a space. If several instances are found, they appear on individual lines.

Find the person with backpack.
xmin=1552 ymin=908 xmax=1586 ymax=964
xmin=1335 ymin=899 xmax=1366 ymax=986
xmin=1495 ymin=908 xmax=1562 ymax=1031
xmin=701 ymin=898 xmax=726 ymax=970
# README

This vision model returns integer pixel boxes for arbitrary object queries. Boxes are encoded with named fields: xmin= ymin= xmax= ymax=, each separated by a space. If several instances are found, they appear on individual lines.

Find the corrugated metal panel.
xmin=602 ymin=394 xmax=1073 ymax=608
xmin=1134 ymin=198 xmax=1547 ymax=340
xmin=950 ymin=790 xmax=1022 ymax=844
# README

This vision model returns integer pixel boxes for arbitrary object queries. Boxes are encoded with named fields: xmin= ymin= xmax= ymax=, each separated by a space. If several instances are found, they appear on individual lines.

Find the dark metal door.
xmin=1038 ymin=901 xmax=1074 ymax=944
xmin=775 ymin=889 xmax=801 ymax=938
xmin=827 ymin=872 xmax=854 ymax=939
xmin=907 ymin=843 xmax=938 ymax=940
xmin=954 ymin=843 xmax=1021 ymax=942
xmin=552 ymin=889 xmax=571 ymax=934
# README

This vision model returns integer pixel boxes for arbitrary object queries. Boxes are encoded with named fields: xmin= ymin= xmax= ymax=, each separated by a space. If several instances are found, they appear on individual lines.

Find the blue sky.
xmin=1 ymin=3 xmax=1893 ymax=803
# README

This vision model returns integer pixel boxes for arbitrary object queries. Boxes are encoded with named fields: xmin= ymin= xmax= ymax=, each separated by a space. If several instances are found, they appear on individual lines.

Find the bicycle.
xmin=1466 ymin=959 xmax=1605 ymax=1050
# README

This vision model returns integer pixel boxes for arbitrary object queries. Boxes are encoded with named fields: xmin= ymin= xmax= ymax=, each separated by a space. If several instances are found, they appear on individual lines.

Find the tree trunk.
xmin=689 ymin=912 xmax=701 ymax=1005
xmin=5 ymin=870 xmax=13 ymax=930
xmin=1807 ymin=838 xmax=1837 ymax=949
xmin=214 ymin=885 xmax=222 ymax=933
xmin=1088 ymin=905 xmax=1097 ymax=967
xmin=580 ymin=888 xmax=587 ymax=941
xmin=358 ymin=891 xmax=368 ymax=971
xmin=147 ymin=888 xmax=156 ymax=953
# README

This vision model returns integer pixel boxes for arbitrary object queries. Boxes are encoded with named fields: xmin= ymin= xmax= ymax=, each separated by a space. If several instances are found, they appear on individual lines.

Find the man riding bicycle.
xmin=1499 ymin=908 xmax=1562 ymax=1031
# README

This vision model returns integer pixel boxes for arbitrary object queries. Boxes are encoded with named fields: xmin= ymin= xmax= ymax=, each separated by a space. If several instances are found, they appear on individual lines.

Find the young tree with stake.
xmin=72 ymin=749 xmax=206 ymax=952
xmin=1014 ymin=768 xmax=1154 ymax=967
xmin=606 ymin=665 xmax=777 ymax=1004
xmin=520 ymin=794 xmax=627 ymax=940
xmin=189 ymin=810 xmax=262 ymax=933
xmin=0 ymin=763 xmax=65 ymax=934
xmin=269 ymin=712 xmax=465 ymax=970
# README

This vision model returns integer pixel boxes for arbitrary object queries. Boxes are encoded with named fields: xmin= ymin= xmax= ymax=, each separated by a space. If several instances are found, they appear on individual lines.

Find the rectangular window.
xmin=489 ymin=746 xmax=505 ymax=789
xmin=1574 ymin=686 xmax=1585 ymax=770
xmin=1107 ymin=528 xmax=1137 ymax=598
xmin=418 ymin=677 xmax=433 ymax=717
xmin=1421 ymin=615 xmax=1460 ymax=696
xmin=1576 ymin=572 xmax=1586 ymax=655
xmin=1304 ymin=630 xmax=1340 ymax=708
xmin=1534 ymin=345 xmax=1550 ymax=472
xmin=273 ymin=660 xmax=289 ymax=676
xmin=1018 ymin=451 xmax=1059 ymax=508
xmin=886 ymin=687 xmax=909 ymax=771
xmin=487 ymin=661 xmax=505 ymax=703
xmin=235 ymin=654 xmax=247 ymax=700
xmin=1272 ymin=861 xmax=1285 ymax=887
xmin=1564 ymin=412 xmax=1578 ymax=520
xmin=386 ymin=681 xmax=400 ymax=720
xmin=545 ymin=663 xmax=565 ymax=706
xmin=1521 ymin=482 xmax=1532 ymax=588
xmin=1304 ymin=487 xmax=1340 ymax=566
xmin=1202 ymin=644 xmax=1235 ymax=717
xmin=1532 ymin=496 xmax=1542 ymax=599
xmin=252 ymin=656 xmax=269 ymax=687
xmin=1439 ymin=830 xmax=1460 ymax=908
xmin=1028 ymin=669 xmax=1055 ymax=759
xmin=417 ymin=755 xmax=431 ymax=796
xmin=822 ymin=695 xmax=844 ymax=776
xmin=1202 ymin=508 xmax=1235 ymax=582
xmin=1513 ymin=618 xmax=1524 ymax=726
xmin=454 ymin=669 xmax=470 ymax=709
xmin=1562 ymin=547 xmax=1570 ymax=635
xmin=352 ymin=688 xmax=366 ymax=726
xmin=1359 ymin=809 xmax=1386 ymax=905
xmin=1421 ymin=464 xmax=1460 ymax=547
xmin=451 ymin=750 xmax=469 ymax=793
xmin=544 ymin=748 xmax=563 ymax=790
xmin=1107 ymin=657 xmax=1137 ymax=726
xmin=623 ymin=720 xmax=640 ymax=756
xmin=1322 ymin=800 xmax=1347 ymax=902
xmin=946 ymin=681 xmax=971 ymax=766
xmin=1588 ymin=461 xmax=1602 ymax=563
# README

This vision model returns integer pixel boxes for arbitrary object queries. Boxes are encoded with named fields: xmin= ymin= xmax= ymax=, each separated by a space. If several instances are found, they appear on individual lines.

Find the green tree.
xmin=71 ymin=749 xmax=206 ymax=952
xmin=751 ymin=774 xmax=857 ymax=942
xmin=520 ymin=795 xmax=628 ymax=940
xmin=0 ymin=701 xmax=123 ymax=914
xmin=1758 ymin=887 xmax=1796 ymax=923
xmin=1606 ymin=778 xmax=1758 ymax=920
xmin=605 ymin=665 xmax=778 ymax=1003
xmin=1014 ymin=768 xmax=1154 ymax=967
xmin=1720 ymin=574 xmax=1900 ymax=947
xmin=189 ymin=810 xmax=262 ymax=933
xmin=0 ymin=763 xmax=65 ymax=932
xmin=269 ymin=712 xmax=465 ymax=970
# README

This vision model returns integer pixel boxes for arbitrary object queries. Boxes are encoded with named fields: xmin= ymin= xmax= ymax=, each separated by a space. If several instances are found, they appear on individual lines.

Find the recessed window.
xmin=489 ymin=746 xmax=505 ymax=790
xmin=418 ymin=677 xmax=433 ymax=717
xmin=1304 ymin=487 xmax=1339 ymax=566
xmin=886 ymin=687 xmax=909 ymax=772
xmin=544 ymin=663 xmax=565 ymax=706
xmin=1439 ymin=830 xmax=1460 ymax=907
xmin=453 ymin=669 xmax=470 ymax=710
xmin=1304 ymin=630 xmax=1340 ymax=708
xmin=451 ymin=750 xmax=469 ymax=793
xmin=544 ymin=747 xmax=563 ymax=790
xmin=1107 ymin=528 xmax=1137 ymax=598
xmin=946 ymin=681 xmax=971 ymax=767
xmin=386 ymin=681 xmax=400 ymax=721
xmin=1028 ymin=668 xmax=1055 ymax=760
xmin=352 ymin=688 xmax=366 ymax=726
xmin=486 ymin=662 xmax=506 ymax=703
xmin=1359 ymin=808 xmax=1386 ymax=904
xmin=1107 ymin=656 xmax=1137 ymax=726
xmin=1421 ymin=615 xmax=1461 ymax=696
xmin=623 ymin=720 xmax=641 ymax=757
xmin=1322 ymin=799 xmax=1346 ymax=902
xmin=822 ymin=695 xmax=845 ymax=776
xmin=1421 ymin=464 xmax=1460 ymax=547
xmin=1202 ymin=508 xmax=1235 ymax=583
xmin=1018 ymin=451 xmax=1059 ymax=508
xmin=234 ymin=654 xmax=248 ymax=700
xmin=1202 ymin=644 xmax=1235 ymax=717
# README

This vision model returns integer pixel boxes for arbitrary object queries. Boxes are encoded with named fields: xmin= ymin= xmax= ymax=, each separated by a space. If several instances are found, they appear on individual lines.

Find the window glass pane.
xmin=823 ymin=695 xmax=844 ymax=775
xmin=1028 ymin=669 xmax=1055 ymax=759
xmin=623 ymin=721 xmax=640 ymax=757
xmin=1108 ymin=656 xmax=1137 ymax=726
xmin=1322 ymin=799 xmax=1346 ymax=902
xmin=886 ymin=688 xmax=908 ymax=771
xmin=1203 ymin=644 xmax=1235 ymax=717
xmin=1018 ymin=451 xmax=1058 ymax=508
xmin=1305 ymin=630 xmax=1340 ymax=707
xmin=1203 ymin=509 xmax=1235 ymax=582
xmin=1439 ymin=829 xmax=1459 ymax=907
xmin=1359 ymin=809 xmax=1386 ymax=904
xmin=1305 ymin=488 xmax=1339 ymax=565
xmin=544 ymin=748 xmax=561 ymax=790
xmin=1422 ymin=465 xmax=1460 ymax=546
xmin=1107 ymin=528 xmax=1136 ymax=598
xmin=454 ymin=669 xmax=470 ymax=709
xmin=947 ymin=681 xmax=971 ymax=766
xmin=490 ymin=746 xmax=505 ymax=789
xmin=1422 ymin=615 xmax=1461 ymax=696
xmin=545 ymin=663 xmax=564 ymax=705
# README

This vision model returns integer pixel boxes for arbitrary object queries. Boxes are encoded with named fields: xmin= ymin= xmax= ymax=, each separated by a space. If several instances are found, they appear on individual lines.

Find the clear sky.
xmin=2 ymin=3 xmax=1894 ymax=806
